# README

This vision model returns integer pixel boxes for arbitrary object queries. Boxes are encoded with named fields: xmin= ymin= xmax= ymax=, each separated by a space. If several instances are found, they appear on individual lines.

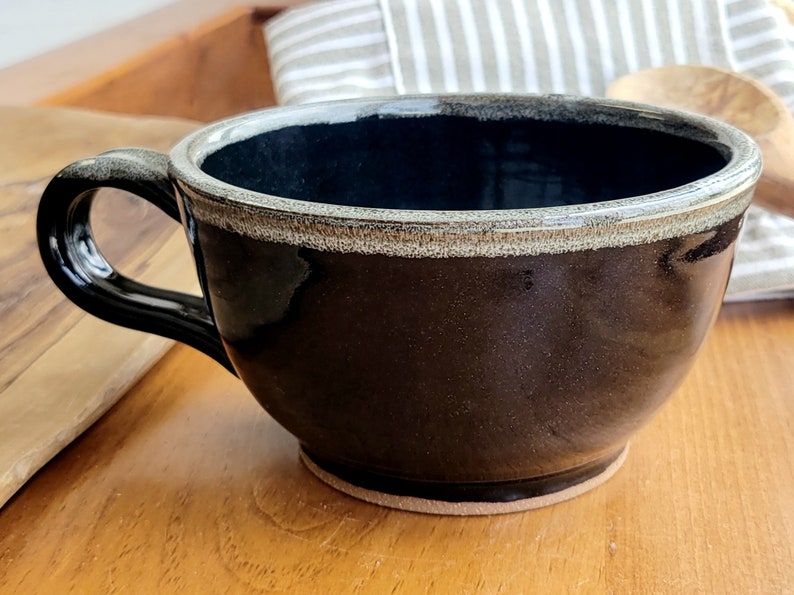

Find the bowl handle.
xmin=36 ymin=147 xmax=236 ymax=374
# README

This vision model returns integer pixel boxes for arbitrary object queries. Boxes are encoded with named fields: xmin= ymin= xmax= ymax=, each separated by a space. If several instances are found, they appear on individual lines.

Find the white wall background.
xmin=0 ymin=0 xmax=177 ymax=69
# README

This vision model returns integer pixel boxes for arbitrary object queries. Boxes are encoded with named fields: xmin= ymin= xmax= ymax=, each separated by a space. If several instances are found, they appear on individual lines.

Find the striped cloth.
xmin=264 ymin=0 xmax=794 ymax=301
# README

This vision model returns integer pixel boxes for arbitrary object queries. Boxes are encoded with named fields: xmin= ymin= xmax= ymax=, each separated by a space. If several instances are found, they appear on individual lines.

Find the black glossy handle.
xmin=36 ymin=148 xmax=236 ymax=374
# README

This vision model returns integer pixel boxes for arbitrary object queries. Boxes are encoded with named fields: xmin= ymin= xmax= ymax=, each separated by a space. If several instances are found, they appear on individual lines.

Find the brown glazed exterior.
xmin=192 ymin=218 xmax=740 ymax=501
xmin=37 ymin=95 xmax=761 ymax=513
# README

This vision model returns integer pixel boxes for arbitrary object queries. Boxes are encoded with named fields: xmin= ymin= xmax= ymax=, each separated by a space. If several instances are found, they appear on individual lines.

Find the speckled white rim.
xmin=169 ymin=94 xmax=761 ymax=258
xmin=300 ymin=444 xmax=629 ymax=515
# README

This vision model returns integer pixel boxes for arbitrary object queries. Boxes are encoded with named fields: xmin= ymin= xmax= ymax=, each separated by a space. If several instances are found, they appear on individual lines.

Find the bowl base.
xmin=299 ymin=445 xmax=628 ymax=516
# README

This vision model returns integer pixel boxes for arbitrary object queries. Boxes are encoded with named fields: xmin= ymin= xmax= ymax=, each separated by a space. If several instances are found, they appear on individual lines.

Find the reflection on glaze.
xmin=194 ymin=216 xmax=740 ymax=493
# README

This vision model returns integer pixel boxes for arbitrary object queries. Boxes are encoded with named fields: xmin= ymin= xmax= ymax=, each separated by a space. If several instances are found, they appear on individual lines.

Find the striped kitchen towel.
xmin=264 ymin=0 xmax=794 ymax=301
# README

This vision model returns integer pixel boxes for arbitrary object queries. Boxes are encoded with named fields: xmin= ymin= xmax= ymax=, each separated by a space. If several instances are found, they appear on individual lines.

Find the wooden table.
xmin=2 ymin=1 xmax=793 ymax=589
xmin=1 ymin=104 xmax=792 ymax=594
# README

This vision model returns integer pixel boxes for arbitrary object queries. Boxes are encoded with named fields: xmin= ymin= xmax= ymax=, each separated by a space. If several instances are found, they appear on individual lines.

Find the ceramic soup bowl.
xmin=37 ymin=95 xmax=760 ymax=514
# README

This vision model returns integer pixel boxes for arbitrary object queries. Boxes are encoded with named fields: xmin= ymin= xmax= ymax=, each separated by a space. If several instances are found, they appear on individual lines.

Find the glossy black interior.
xmin=200 ymin=114 xmax=728 ymax=210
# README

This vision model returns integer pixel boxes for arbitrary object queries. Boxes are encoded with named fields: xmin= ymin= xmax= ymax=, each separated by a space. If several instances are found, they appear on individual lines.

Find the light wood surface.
xmin=0 ymin=106 xmax=200 ymax=509
xmin=0 ymin=106 xmax=792 ymax=593
xmin=0 ymin=0 xmax=303 ymax=113
xmin=0 ymin=300 xmax=791 ymax=593
xmin=0 ymin=2 xmax=297 ymax=508
xmin=1 ymin=3 xmax=792 ymax=592
xmin=40 ymin=7 xmax=278 ymax=121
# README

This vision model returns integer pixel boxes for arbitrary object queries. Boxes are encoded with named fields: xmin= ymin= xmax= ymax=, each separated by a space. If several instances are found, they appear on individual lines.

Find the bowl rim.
xmin=168 ymin=94 xmax=761 ymax=258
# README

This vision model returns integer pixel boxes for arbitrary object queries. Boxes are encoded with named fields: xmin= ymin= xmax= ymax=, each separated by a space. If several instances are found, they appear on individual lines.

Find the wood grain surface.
xmin=1 ymin=2 xmax=792 ymax=591
xmin=0 ymin=106 xmax=200 ymax=509
xmin=0 ymin=1 xmax=304 ymax=110
xmin=2 ymin=107 xmax=791 ymax=591
xmin=0 ymin=300 xmax=791 ymax=593
xmin=40 ymin=7 xmax=279 ymax=122
xmin=0 ymin=107 xmax=792 ymax=593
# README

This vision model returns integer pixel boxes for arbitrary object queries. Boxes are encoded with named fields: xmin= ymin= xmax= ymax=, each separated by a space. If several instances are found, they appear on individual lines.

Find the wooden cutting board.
xmin=0 ymin=106 xmax=200 ymax=508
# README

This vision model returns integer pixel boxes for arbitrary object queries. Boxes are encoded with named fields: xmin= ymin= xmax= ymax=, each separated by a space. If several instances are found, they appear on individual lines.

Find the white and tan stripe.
xmin=266 ymin=0 xmax=372 ymax=39
xmin=374 ymin=0 xmax=733 ymax=97
xmin=267 ymin=7 xmax=381 ymax=52
xmin=536 ymin=0 xmax=566 ymax=91
xmin=588 ymin=0 xmax=617 ymax=84
xmin=401 ymin=0 xmax=431 ymax=93
xmin=453 ymin=0 xmax=488 ymax=91
xmin=510 ymin=0 xmax=539 ymax=90
xmin=725 ymin=0 xmax=794 ymax=107
xmin=639 ymin=0 xmax=666 ymax=66
xmin=266 ymin=0 xmax=793 ymax=105
xmin=728 ymin=205 xmax=794 ymax=297
xmin=264 ymin=0 xmax=396 ymax=104
xmin=263 ymin=0 xmax=794 ymax=301
xmin=485 ymin=1 xmax=512 ymax=90
xmin=429 ymin=0 xmax=460 ymax=92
